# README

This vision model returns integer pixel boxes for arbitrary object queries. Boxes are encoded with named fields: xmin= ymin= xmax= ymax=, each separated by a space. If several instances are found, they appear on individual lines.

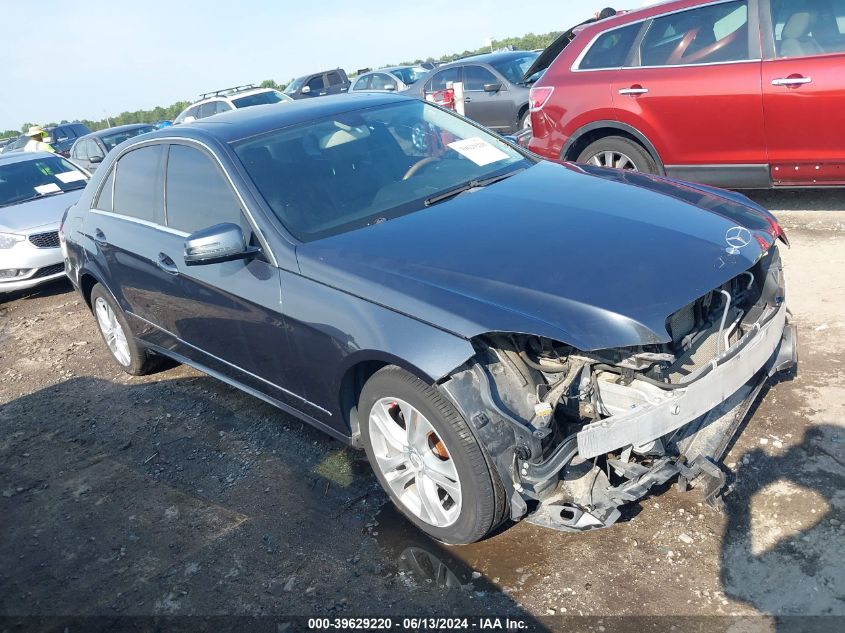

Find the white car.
xmin=174 ymin=85 xmax=293 ymax=124
xmin=0 ymin=152 xmax=88 ymax=293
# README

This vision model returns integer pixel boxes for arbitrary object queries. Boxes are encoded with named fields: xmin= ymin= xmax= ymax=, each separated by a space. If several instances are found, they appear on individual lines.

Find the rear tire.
xmin=577 ymin=136 xmax=657 ymax=174
xmin=359 ymin=366 xmax=507 ymax=544
xmin=89 ymin=283 xmax=167 ymax=376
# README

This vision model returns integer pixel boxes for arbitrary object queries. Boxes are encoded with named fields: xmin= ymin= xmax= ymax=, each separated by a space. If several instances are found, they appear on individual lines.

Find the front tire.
xmin=90 ymin=283 xmax=165 ymax=376
xmin=577 ymin=136 xmax=657 ymax=173
xmin=359 ymin=366 xmax=507 ymax=544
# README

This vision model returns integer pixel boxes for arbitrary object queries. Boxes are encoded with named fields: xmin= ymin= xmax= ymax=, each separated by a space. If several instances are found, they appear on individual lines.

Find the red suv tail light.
xmin=529 ymin=86 xmax=555 ymax=112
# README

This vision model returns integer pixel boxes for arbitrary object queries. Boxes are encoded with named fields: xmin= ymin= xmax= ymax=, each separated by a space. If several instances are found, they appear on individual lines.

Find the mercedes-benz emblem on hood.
xmin=725 ymin=226 xmax=752 ymax=255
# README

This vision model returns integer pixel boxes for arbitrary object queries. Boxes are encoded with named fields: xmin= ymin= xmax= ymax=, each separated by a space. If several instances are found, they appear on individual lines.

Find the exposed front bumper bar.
xmin=577 ymin=303 xmax=788 ymax=459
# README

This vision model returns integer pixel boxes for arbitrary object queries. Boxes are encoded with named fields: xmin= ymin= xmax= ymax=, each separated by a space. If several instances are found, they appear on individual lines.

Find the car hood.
xmin=0 ymin=190 xmax=83 ymax=233
xmin=296 ymin=161 xmax=785 ymax=351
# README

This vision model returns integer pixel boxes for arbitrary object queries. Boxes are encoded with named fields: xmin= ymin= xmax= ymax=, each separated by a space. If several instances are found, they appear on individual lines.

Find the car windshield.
xmin=101 ymin=126 xmax=156 ymax=151
xmin=490 ymin=53 xmax=540 ymax=85
xmin=391 ymin=66 xmax=428 ymax=85
xmin=232 ymin=90 xmax=290 ymax=108
xmin=234 ymin=99 xmax=532 ymax=242
xmin=284 ymin=78 xmax=306 ymax=94
xmin=0 ymin=155 xmax=89 ymax=208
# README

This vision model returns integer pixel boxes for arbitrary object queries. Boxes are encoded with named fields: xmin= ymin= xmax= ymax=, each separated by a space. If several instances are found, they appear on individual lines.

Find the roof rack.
xmin=199 ymin=83 xmax=257 ymax=100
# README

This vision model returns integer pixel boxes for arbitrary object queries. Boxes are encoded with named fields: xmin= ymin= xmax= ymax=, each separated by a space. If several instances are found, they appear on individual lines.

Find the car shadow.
xmin=0 ymin=375 xmax=548 ymax=630
xmin=720 ymin=423 xmax=845 ymax=631
xmin=0 ymin=276 xmax=73 ymax=304
xmin=744 ymin=189 xmax=845 ymax=212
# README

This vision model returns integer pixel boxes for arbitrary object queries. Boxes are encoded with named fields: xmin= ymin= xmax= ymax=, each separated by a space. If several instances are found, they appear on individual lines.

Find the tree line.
xmin=3 ymin=31 xmax=559 ymax=139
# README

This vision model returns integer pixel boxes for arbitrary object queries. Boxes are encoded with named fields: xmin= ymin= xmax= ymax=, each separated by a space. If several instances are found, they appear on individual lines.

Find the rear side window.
xmin=165 ymin=144 xmax=244 ymax=234
xmin=94 ymin=166 xmax=115 ymax=211
xmin=112 ymin=145 xmax=165 ymax=223
xmin=327 ymin=71 xmax=344 ymax=86
xmin=425 ymin=67 xmax=461 ymax=92
xmin=579 ymin=23 xmax=641 ymax=69
xmin=637 ymin=0 xmax=750 ymax=66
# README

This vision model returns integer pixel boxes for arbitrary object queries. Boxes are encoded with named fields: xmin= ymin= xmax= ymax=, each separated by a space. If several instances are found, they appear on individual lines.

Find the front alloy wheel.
xmin=369 ymin=397 xmax=462 ymax=528
xmin=359 ymin=366 xmax=508 ymax=544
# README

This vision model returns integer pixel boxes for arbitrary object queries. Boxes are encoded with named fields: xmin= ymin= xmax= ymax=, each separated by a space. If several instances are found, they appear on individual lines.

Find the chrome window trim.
xmin=107 ymin=136 xmax=278 ymax=267
xmin=90 ymin=208 xmax=190 ymax=237
xmin=127 ymin=310 xmax=331 ymax=416
xmin=571 ymin=0 xmax=754 ymax=72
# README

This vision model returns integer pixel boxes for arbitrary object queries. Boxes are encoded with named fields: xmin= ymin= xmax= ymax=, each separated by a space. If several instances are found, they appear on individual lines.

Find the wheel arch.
xmin=562 ymin=121 xmax=665 ymax=175
xmin=337 ymin=352 xmax=452 ymax=447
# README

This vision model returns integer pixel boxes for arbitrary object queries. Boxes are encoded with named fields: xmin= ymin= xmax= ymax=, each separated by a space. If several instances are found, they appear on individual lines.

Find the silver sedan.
xmin=0 ymin=152 xmax=88 ymax=293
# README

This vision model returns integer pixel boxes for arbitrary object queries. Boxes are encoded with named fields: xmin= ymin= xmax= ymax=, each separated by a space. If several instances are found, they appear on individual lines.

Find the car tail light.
xmin=529 ymin=86 xmax=555 ymax=112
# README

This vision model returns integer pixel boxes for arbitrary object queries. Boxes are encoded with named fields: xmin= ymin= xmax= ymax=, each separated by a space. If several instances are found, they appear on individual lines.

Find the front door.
xmin=611 ymin=0 xmax=767 ymax=184
xmin=462 ymin=65 xmax=515 ymax=130
xmin=153 ymin=143 xmax=308 ymax=411
xmin=761 ymin=0 xmax=845 ymax=185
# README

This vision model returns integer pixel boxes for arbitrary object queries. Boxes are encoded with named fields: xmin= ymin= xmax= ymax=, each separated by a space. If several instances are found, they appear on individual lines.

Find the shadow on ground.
xmin=0 ymin=376 xmax=546 ymax=629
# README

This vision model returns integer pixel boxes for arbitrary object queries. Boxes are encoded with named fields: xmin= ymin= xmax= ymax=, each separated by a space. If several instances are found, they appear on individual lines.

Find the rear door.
xmin=82 ymin=143 xmax=181 ymax=348
xmin=153 ymin=143 xmax=306 ymax=409
xmin=611 ymin=0 xmax=767 ymax=184
xmin=326 ymin=71 xmax=346 ymax=94
xmin=462 ymin=64 xmax=514 ymax=130
xmin=761 ymin=0 xmax=845 ymax=185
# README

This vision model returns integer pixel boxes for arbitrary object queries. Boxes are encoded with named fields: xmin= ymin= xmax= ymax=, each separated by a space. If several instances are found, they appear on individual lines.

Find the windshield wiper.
xmin=424 ymin=168 xmax=525 ymax=207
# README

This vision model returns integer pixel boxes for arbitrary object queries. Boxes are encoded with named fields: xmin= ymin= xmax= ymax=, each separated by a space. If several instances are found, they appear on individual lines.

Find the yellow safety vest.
xmin=24 ymin=139 xmax=55 ymax=153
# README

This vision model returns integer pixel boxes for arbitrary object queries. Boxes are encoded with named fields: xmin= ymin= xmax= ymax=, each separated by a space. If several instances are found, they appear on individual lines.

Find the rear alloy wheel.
xmin=360 ymin=366 xmax=507 ymax=544
xmin=577 ymin=136 xmax=657 ymax=174
xmin=89 ymin=283 xmax=168 ymax=376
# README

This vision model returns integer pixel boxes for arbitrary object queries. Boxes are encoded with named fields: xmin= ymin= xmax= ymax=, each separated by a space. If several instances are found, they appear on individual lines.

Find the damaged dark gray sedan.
xmin=61 ymin=94 xmax=797 ymax=544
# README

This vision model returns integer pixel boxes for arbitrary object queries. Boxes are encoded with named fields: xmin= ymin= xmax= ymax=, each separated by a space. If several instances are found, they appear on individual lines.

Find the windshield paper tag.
xmin=447 ymin=137 xmax=509 ymax=166
xmin=56 ymin=170 xmax=86 ymax=184
xmin=35 ymin=183 xmax=61 ymax=194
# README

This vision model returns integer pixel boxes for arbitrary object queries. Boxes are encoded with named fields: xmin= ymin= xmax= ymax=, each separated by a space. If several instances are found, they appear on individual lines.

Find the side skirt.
xmin=664 ymin=164 xmax=772 ymax=189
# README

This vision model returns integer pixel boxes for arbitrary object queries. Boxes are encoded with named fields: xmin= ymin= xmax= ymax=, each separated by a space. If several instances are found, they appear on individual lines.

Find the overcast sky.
xmin=0 ymin=0 xmax=645 ymax=131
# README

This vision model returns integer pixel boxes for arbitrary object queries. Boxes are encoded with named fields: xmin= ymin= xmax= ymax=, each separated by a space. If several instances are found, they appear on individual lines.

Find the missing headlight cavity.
xmin=456 ymin=246 xmax=794 ymax=532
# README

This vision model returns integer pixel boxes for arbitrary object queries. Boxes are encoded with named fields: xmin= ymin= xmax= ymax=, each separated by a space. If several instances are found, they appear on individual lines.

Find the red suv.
xmin=529 ymin=0 xmax=845 ymax=188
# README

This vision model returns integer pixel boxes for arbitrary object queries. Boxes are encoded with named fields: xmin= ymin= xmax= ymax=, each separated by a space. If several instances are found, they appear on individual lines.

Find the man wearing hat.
xmin=23 ymin=126 xmax=55 ymax=153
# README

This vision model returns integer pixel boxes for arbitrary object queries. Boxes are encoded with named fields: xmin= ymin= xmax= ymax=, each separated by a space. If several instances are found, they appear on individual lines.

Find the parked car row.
xmin=1 ymin=122 xmax=92 ymax=157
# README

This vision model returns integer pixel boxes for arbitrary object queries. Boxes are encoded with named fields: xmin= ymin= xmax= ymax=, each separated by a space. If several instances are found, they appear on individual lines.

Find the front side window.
xmin=0 ymin=155 xmax=88 ymax=208
xmin=770 ymin=0 xmax=845 ymax=58
xmin=165 ymin=144 xmax=244 ymax=234
xmin=464 ymin=65 xmax=499 ymax=91
xmin=425 ymin=67 xmax=461 ymax=92
xmin=489 ymin=53 xmax=539 ymax=84
xmin=112 ymin=145 xmax=165 ymax=223
xmin=579 ymin=23 xmax=641 ymax=69
xmin=306 ymin=75 xmax=325 ymax=91
xmin=391 ymin=66 xmax=427 ymax=85
xmin=101 ymin=126 xmax=155 ymax=151
xmin=234 ymin=100 xmax=531 ymax=242
xmin=637 ymin=0 xmax=750 ymax=66
xmin=72 ymin=140 xmax=88 ymax=161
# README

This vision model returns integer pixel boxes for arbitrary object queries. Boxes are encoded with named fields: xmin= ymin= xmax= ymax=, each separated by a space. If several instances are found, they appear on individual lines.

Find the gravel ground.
xmin=1 ymin=195 xmax=843 ymax=631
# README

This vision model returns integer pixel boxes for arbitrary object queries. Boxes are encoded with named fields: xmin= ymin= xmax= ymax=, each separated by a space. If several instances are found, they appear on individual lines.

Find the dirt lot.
xmin=1 ymin=195 xmax=843 ymax=631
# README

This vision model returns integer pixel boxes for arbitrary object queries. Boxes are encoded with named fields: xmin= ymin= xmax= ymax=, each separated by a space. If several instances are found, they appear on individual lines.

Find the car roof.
xmin=188 ymin=87 xmax=279 ymax=108
xmin=0 ymin=151 xmax=57 ymax=165
xmin=81 ymin=124 xmax=156 ymax=140
xmin=137 ymin=93 xmax=409 ymax=145
xmin=442 ymin=50 xmax=537 ymax=66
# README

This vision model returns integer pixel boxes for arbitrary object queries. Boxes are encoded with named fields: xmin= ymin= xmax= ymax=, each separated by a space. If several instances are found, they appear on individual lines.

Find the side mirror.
xmin=483 ymin=82 xmax=503 ymax=92
xmin=301 ymin=85 xmax=311 ymax=94
xmin=384 ymin=83 xmax=397 ymax=91
xmin=183 ymin=116 xmax=196 ymax=124
xmin=183 ymin=223 xmax=259 ymax=266
xmin=88 ymin=154 xmax=103 ymax=164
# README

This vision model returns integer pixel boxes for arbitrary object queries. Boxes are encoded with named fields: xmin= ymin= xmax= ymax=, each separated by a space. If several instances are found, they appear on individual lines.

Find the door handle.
xmin=93 ymin=228 xmax=107 ymax=246
xmin=464 ymin=96 xmax=472 ymax=103
xmin=156 ymin=252 xmax=179 ymax=275
xmin=772 ymin=76 xmax=812 ymax=86
xmin=619 ymin=86 xmax=649 ymax=95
